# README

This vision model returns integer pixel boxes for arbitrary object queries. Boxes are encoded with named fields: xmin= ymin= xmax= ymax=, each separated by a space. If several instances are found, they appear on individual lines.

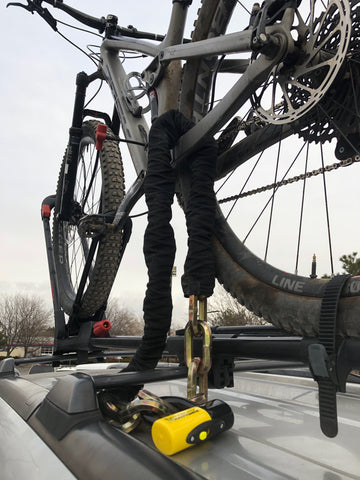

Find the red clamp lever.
xmin=93 ymin=319 xmax=112 ymax=337
xmin=41 ymin=195 xmax=56 ymax=219
xmin=96 ymin=124 xmax=108 ymax=151
xmin=41 ymin=204 xmax=51 ymax=219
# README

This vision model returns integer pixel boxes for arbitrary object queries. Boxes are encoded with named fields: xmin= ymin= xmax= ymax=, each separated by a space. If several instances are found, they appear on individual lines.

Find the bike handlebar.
xmin=7 ymin=0 xmax=166 ymax=41
xmin=42 ymin=0 xmax=106 ymax=33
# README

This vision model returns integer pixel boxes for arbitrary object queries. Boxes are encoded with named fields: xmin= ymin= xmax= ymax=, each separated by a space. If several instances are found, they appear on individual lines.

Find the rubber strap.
xmin=317 ymin=274 xmax=350 ymax=437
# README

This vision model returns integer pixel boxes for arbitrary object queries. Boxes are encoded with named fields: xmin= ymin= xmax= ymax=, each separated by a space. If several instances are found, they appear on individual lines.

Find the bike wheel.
xmin=179 ymin=0 xmax=360 ymax=338
xmin=53 ymin=120 xmax=125 ymax=318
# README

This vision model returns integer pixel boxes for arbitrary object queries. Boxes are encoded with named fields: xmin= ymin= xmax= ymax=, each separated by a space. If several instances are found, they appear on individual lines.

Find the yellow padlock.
xmin=152 ymin=406 xmax=211 ymax=456
xmin=151 ymin=399 xmax=234 ymax=456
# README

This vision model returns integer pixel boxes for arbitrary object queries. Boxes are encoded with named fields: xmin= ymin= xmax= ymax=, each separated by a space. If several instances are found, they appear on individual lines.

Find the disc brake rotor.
xmin=296 ymin=0 xmax=360 ymax=143
xmin=252 ymin=0 xmax=352 ymax=125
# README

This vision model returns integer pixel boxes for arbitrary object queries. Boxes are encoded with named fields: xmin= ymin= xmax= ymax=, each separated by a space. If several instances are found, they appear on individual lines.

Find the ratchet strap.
xmin=308 ymin=274 xmax=350 ymax=437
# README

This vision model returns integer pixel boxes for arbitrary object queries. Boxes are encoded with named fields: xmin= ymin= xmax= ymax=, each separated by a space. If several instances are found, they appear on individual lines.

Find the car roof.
xmin=1 ymin=360 xmax=359 ymax=479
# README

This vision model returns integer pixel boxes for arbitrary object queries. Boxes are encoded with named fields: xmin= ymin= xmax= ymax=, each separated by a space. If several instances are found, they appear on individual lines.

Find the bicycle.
xmin=8 ymin=0 xmax=360 ymax=343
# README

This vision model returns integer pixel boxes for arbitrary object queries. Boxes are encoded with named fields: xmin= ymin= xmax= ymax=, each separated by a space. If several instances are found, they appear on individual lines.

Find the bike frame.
xmin=97 ymin=8 xmax=293 ymax=222
xmin=54 ymin=0 xmax=297 ymax=320
xmin=48 ymin=0 xmax=355 ymax=330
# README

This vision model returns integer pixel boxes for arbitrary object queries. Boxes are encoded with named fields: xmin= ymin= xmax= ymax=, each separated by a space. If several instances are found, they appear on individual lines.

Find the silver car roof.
xmin=2 ymin=363 xmax=358 ymax=480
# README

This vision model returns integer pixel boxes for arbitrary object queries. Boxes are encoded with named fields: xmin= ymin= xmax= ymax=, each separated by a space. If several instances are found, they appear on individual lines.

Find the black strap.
xmin=172 ymin=0 xmax=193 ymax=5
xmin=309 ymin=274 xmax=350 ymax=437
xmin=319 ymin=275 xmax=350 ymax=355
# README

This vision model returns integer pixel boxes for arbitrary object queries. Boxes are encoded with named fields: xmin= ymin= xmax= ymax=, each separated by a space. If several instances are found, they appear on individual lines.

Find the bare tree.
xmin=0 ymin=295 xmax=22 ymax=356
xmin=0 ymin=294 xmax=52 ymax=357
xmin=17 ymin=296 xmax=52 ymax=357
xmin=106 ymin=298 xmax=143 ymax=336
xmin=208 ymin=284 xmax=268 ymax=327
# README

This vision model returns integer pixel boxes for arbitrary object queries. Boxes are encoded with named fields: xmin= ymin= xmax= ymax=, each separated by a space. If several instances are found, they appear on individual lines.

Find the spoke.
xmin=65 ymin=135 xmax=102 ymax=290
xmin=236 ymin=0 xmax=250 ymax=15
xmin=349 ymin=55 xmax=360 ymax=66
xmin=255 ymin=70 xmax=276 ymax=105
xmin=318 ymin=103 xmax=360 ymax=156
xmin=270 ymin=67 xmax=281 ymax=115
xmin=225 ymin=151 xmax=264 ymax=221
xmin=70 ymin=231 xmax=84 ymax=288
xmin=211 ymin=0 xmax=360 ymax=279
xmin=243 ymin=142 xmax=307 ymax=244
xmin=325 ymin=95 xmax=359 ymax=120
xmin=264 ymin=140 xmax=281 ymax=262
xmin=83 ymin=151 xmax=100 ymax=211
xmin=216 ymin=169 xmax=236 ymax=195
xmin=320 ymin=142 xmax=335 ymax=275
xmin=295 ymin=142 xmax=309 ymax=275
xmin=349 ymin=61 xmax=360 ymax=119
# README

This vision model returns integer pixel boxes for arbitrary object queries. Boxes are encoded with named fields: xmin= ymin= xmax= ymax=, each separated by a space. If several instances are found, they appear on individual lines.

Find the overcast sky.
xmin=0 ymin=0 xmax=203 ymax=327
xmin=1 ymin=1 xmax=359 ymax=327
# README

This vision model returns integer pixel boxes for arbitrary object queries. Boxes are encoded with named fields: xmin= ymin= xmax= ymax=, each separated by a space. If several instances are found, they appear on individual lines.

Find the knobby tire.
xmin=53 ymin=121 xmax=125 ymax=318
xmin=179 ymin=0 xmax=360 ymax=338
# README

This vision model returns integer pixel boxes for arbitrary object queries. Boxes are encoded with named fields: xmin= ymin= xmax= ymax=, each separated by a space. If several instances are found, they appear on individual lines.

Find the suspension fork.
xmin=59 ymin=70 xmax=103 ymax=220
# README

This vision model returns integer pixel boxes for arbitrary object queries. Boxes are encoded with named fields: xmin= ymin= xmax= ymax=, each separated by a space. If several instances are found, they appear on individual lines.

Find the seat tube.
xmin=157 ymin=1 xmax=190 ymax=115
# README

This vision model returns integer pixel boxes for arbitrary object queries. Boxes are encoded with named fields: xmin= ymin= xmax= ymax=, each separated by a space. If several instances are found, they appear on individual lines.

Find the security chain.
xmin=184 ymin=295 xmax=212 ymax=403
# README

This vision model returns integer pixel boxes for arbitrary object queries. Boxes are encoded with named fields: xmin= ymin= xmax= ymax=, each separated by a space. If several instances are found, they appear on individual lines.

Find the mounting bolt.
xmin=260 ymin=33 xmax=268 ymax=42
xmin=149 ymin=73 xmax=155 ymax=86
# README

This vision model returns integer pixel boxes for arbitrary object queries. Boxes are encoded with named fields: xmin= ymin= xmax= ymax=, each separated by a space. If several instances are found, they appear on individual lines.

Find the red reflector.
xmin=93 ymin=319 xmax=112 ymax=337
xmin=42 ymin=204 xmax=51 ymax=218
xmin=96 ymin=124 xmax=108 ymax=151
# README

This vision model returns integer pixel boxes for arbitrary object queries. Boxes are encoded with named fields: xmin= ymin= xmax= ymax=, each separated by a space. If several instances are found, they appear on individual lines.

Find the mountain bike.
xmin=10 ymin=0 xmax=360 ymax=343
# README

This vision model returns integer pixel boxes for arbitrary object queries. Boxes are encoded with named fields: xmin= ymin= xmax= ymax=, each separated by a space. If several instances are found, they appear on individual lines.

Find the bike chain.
xmin=218 ymin=154 xmax=360 ymax=204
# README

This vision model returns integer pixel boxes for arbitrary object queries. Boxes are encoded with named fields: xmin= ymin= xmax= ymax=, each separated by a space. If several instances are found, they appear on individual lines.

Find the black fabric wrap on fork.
xmin=125 ymin=110 xmax=217 ymax=373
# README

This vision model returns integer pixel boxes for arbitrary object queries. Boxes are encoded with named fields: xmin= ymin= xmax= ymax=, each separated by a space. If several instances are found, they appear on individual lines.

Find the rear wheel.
xmin=179 ymin=0 xmax=360 ymax=338
xmin=53 ymin=120 xmax=125 ymax=318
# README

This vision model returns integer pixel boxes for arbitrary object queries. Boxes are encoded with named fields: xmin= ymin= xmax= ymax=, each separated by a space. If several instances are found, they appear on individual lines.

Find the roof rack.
xmin=38 ymin=195 xmax=360 ymax=438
